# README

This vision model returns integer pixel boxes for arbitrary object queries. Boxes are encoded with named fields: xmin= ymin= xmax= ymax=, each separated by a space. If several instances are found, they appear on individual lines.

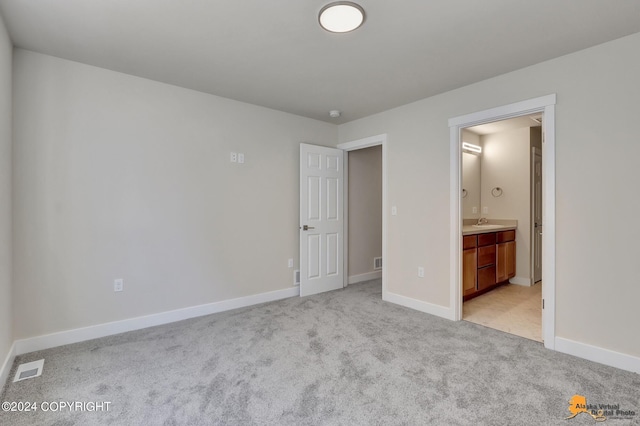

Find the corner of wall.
xmin=0 ymin=342 xmax=16 ymax=393
xmin=0 ymin=8 xmax=14 ymax=393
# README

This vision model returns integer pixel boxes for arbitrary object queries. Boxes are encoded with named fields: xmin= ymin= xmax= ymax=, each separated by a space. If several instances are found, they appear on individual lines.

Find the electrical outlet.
xmin=288 ymin=258 xmax=294 ymax=268
xmin=391 ymin=206 xmax=397 ymax=216
xmin=417 ymin=267 xmax=425 ymax=278
xmin=483 ymin=206 xmax=489 ymax=214
xmin=114 ymin=278 xmax=124 ymax=292
xmin=238 ymin=153 xmax=245 ymax=164
xmin=472 ymin=206 xmax=478 ymax=214
xmin=230 ymin=152 xmax=237 ymax=163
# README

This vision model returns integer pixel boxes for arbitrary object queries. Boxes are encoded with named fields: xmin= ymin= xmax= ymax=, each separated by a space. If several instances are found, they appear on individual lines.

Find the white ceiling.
xmin=1 ymin=1 xmax=640 ymax=124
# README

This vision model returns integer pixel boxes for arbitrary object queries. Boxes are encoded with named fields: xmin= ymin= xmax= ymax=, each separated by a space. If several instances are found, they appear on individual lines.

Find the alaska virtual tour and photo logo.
xmin=566 ymin=395 xmax=636 ymax=422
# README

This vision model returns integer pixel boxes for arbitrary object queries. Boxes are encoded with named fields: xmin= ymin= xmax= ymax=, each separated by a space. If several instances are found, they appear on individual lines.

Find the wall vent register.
xmin=13 ymin=359 xmax=45 ymax=382
xmin=374 ymin=257 xmax=382 ymax=270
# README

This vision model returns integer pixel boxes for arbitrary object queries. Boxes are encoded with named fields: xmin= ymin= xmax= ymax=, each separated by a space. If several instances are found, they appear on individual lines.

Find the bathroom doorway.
xmin=449 ymin=94 xmax=556 ymax=349
xmin=459 ymin=114 xmax=543 ymax=342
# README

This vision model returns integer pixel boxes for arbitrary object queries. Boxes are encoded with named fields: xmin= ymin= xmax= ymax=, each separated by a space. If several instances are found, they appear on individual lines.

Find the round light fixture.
xmin=329 ymin=110 xmax=342 ymax=118
xmin=319 ymin=2 xmax=365 ymax=33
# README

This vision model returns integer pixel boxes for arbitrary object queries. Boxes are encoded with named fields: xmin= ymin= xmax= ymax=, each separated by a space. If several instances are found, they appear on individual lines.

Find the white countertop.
xmin=462 ymin=224 xmax=517 ymax=235
xmin=461 ymin=219 xmax=517 ymax=236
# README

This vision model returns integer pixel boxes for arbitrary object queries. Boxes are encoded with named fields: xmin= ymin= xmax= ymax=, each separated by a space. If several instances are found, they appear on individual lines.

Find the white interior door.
xmin=533 ymin=148 xmax=542 ymax=283
xmin=300 ymin=143 xmax=344 ymax=297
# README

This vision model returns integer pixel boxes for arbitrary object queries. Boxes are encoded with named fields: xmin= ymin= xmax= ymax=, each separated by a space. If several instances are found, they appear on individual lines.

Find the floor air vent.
xmin=13 ymin=359 xmax=44 ymax=382
xmin=374 ymin=257 xmax=382 ymax=270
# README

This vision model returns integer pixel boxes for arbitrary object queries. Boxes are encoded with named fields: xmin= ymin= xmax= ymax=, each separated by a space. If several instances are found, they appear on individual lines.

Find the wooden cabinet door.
xmin=496 ymin=241 xmax=516 ymax=283
xmin=506 ymin=240 xmax=516 ymax=278
xmin=463 ymin=248 xmax=477 ymax=297
xmin=496 ymin=242 xmax=508 ymax=283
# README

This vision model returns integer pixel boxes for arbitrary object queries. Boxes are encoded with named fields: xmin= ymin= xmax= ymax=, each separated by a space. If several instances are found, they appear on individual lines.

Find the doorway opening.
xmin=449 ymin=94 xmax=556 ymax=350
xmin=338 ymin=134 xmax=387 ymax=298
xmin=460 ymin=114 xmax=543 ymax=342
xmin=345 ymin=145 xmax=383 ymax=286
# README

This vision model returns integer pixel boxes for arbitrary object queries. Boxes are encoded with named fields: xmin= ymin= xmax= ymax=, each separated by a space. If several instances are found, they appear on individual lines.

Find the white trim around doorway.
xmin=337 ymin=134 xmax=388 ymax=299
xmin=448 ymin=94 xmax=557 ymax=350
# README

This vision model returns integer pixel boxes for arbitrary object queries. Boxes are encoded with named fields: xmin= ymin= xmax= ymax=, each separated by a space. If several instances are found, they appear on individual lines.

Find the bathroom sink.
xmin=471 ymin=224 xmax=504 ymax=229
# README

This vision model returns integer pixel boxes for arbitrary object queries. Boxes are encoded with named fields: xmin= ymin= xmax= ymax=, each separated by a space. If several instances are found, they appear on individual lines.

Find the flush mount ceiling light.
xmin=319 ymin=2 xmax=365 ymax=33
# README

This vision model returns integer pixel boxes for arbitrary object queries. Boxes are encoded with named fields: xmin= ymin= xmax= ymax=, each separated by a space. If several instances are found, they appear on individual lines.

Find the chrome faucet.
xmin=477 ymin=217 xmax=488 ymax=225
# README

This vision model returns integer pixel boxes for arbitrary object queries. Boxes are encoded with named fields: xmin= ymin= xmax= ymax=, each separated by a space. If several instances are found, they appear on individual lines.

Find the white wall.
xmin=12 ymin=49 xmax=337 ymax=339
xmin=0 ymin=11 xmax=12 ymax=372
xmin=480 ymin=127 xmax=531 ymax=282
xmin=348 ymin=145 xmax=382 ymax=278
xmin=338 ymin=32 xmax=640 ymax=358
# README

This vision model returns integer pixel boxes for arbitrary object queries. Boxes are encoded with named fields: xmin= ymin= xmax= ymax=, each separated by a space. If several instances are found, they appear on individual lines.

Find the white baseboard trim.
xmin=348 ymin=271 xmax=382 ymax=285
xmin=14 ymin=286 xmax=300 ymax=356
xmin=1 ymin=342 xmax=16 ymax=393
xmin=555 ymin=337 xmax=640 ymax=374
xmin=383 ymin=291 xmax=454 ymax=320
xmin=509 ymin=276 xmax=532 ymax=286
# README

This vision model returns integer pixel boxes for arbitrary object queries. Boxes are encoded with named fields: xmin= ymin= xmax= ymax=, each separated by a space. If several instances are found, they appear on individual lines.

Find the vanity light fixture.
xmin=319 ymin=2 xmax=365 ymax=33
xmin=462 ymin=142 xmax=482 ymax=154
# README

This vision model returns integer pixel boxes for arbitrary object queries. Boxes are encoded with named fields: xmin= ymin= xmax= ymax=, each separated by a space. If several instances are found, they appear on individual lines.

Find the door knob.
xmin=302 ymin=225 xmax=315 ymax=231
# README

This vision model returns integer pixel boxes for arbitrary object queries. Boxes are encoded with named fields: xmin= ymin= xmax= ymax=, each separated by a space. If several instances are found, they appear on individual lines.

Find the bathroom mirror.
xmin=462 ymin=129 xmax=481 ymax=220
xmin=462 ymin=150 xmax=481 ymax=219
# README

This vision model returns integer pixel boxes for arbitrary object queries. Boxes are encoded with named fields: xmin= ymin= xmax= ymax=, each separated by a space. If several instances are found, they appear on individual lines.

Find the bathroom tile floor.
xmin=463 ymin=282 xmax=542 ymax=342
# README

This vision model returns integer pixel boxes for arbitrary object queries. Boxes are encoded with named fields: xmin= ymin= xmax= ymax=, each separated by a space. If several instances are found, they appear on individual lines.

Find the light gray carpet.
xmin=1 ymin=279 xmax=638 ymax=425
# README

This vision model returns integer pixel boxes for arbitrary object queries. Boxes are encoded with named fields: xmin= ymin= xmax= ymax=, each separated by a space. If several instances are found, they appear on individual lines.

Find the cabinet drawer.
xmin=478 ymin=233 xmax=496 ymax=247
xmin=463 ymin=235 xmax=477 ymax=249
xmin=497 ymin=230 xmax=515 ymax=243
xmin=478 ymin=266 xmax=496 ymax=291
xmin=477 ymin=245 xmax=496 ymax=268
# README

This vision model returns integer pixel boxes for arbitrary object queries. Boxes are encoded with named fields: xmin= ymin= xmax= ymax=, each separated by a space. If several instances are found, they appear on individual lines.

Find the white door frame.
xmin=448 ymin=94 xmax=556 ymax=349
xmin=337 ymin=134 xmax=388 ymax=298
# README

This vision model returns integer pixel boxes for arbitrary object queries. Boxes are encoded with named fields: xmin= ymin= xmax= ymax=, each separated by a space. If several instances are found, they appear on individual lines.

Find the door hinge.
xmin=542 ymin=299 xmax=545 ymax=309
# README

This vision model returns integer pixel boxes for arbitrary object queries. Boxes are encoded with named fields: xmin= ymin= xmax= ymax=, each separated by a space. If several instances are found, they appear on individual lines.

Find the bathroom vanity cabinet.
xmin=463 ymin=230 xmax=515 ymax=301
